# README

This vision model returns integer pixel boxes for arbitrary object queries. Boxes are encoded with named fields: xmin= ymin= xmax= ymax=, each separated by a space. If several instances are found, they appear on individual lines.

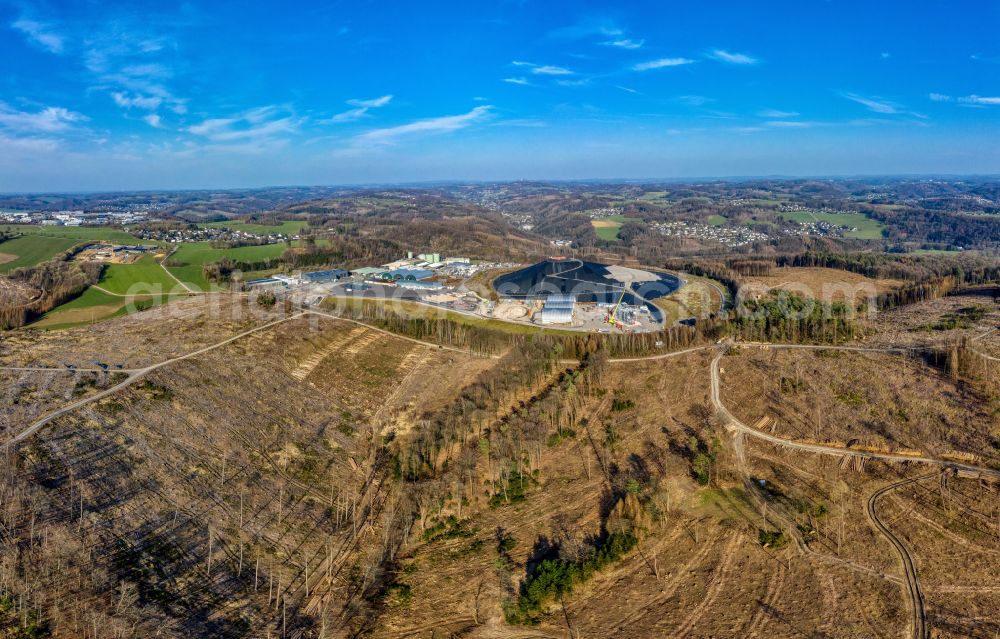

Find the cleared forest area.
xmin=720 ymin=348 xmax=1000 ymax=468
xmin=0 ymin=313 xmax=502 ymax=637
xmin=0 ymin=287 xmax=998 ymax=638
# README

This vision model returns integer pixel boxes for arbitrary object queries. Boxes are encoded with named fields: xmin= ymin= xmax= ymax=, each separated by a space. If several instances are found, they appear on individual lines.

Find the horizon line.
xmin=3 ymin=171 xmax=1000 ymax=197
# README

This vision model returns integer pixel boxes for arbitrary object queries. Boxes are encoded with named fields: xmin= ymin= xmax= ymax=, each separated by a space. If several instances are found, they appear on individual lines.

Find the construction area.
xmin=488 ymin=258 xmax=680 ymax=332
xmin=487 ymin=295 xmax=662 ymax=332
xmin=72 ymin=243 xmax=158 ymax=264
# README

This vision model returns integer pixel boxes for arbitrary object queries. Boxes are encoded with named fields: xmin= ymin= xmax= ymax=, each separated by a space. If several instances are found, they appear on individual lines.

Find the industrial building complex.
xmin=247 ymin=253 xmax=675 ymax=334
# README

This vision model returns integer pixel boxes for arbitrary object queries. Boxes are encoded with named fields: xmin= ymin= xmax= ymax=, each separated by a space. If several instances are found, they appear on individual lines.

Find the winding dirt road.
xmin=708 ymin=350 xmax=1000 ymax=479
xmin=866 ymin=473 xmax=936 ymax=639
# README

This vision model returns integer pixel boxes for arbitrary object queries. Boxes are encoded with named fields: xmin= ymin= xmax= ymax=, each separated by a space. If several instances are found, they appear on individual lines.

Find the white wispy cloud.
xmin=356 ymin=106 xmax=492 ymax=144
xmin=960 ymin=95 xmax=1000 ymax=106
xmin=512 ymin=61 xmax=574 ymax=75
xmin=632 ymin=57 xmax=695 ymax=71
xmin=11 ymin=18 xmax=65 ymax=53
xmin=144 ymin=113 xmax=162 ymax=128
xmin=534 ymin=65 xmax=573 ymax=75
xmin=327 ymin=94 xmax=393 ymax=123
xmin=602 ymin=38 xmax=644 ymax=50
xmin=112 ymin=92 xmax=162 ymax=110
xmin=708 ymin=49 xmax=759 ymax=65
xmin=765 ymin=120 xmax=819 ymax=128
xmin=616 ymin=85 xmax=640 ymax=94
xmin=186 ymin=106 xmax=300 ymax=142
xmin=842 ymin=93 xmax=899 ymax=114
xmin=757 ymin=108 xmax=799 ymax=118
xmin=928 ymin=93 xmax=1000 ymax=106
xmin=0 ymin=103 xmax=86 ymax=133
xmin=83 ymin=23 xmax=187 ymax=115
xmin=352 ymin=95 xmax=393 ymax=108
xmin=503 ymin=77 xmax=531 ymax=86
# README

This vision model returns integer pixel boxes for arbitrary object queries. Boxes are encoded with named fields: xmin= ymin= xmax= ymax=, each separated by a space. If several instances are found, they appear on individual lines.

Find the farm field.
xmin=0 ymin=223 xmax=140 ymax=243
xmin=165 ymin=241 xmax=294 ymax=290
xmin=905 ymin=248 xmax=969 ymax=256
xmin=707 ymin=214 xmax=728 ymax=226
xmin=592 ymin=213 xmax=641 ymax=241
xmin=199 ymin=219 xmax=309 ymax=235
xmin=637 ymin=190 xmax=668 ymax=200
xmin=96 ymin=254 xmax=184 ymax=295
xmin=0 ymin=235 xmax=80 ymax=272
xmin=30 ymin=286 xmax=182 ymax=329
xmin=778 ymin=211 xmax=887 ymax=239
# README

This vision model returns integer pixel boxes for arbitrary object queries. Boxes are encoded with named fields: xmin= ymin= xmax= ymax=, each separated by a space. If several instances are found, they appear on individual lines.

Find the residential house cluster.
xmin=652 ymin=221 xmax=768 ymax=247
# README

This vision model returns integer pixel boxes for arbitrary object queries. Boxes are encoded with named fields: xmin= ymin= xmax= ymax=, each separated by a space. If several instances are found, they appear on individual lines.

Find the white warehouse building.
xmin=538 ymin=294 xmax=576 ymax=325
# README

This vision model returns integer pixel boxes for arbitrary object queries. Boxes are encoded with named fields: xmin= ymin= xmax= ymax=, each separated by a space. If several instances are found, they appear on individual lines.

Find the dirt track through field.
xmin=606 ymin=529 xmax=720 ymax=630
xmin=671 ymin=533 xmax=742 ymax=638
xmin=744 ymin=561 xmax=786 ymax=637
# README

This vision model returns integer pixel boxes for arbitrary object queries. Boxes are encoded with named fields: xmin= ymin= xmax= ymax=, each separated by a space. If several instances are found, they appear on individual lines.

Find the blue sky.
xmin=1 ymin=0 xmax=999 ymax=191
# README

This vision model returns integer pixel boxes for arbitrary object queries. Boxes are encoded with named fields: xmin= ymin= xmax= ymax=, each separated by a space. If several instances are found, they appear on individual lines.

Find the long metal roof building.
xmin=538 ymin=307 xmax=573 ymax=324
xmin=539 ymin=293 xmax=575 ymax=324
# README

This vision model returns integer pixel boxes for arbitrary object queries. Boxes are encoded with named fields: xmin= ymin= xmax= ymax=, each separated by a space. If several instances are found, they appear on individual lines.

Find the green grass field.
xmin=97 ymin=255 xmax=183 ymax=295
xmin=0 ymin=236 xmax=81 ymax=272
xmin=906 ymin=248 xmax=964 ymax=255
xmin=165 ymin=241 xmax=293 ymax=290
xmin=779 ymin=211 xmax=886 ymax=240
xmin=31 ymin=286 xmax=183 ymax=330
xmin=0 ymin=224 xmax=140 ymax=243
xmin=706 ymin=214 xmax=728 ymax=226
xmin=592 ymin=214 xmax=641 ymax=241
xmin=199 ymin=220 xmax=309 ymax=235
